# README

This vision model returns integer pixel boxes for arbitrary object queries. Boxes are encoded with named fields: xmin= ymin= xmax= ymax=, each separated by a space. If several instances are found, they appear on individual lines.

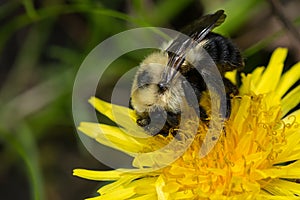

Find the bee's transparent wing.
xmin=162 ymin=10 xmax=226 ymax=85
xmin=181 ymin=9 xmax=225 ymax=42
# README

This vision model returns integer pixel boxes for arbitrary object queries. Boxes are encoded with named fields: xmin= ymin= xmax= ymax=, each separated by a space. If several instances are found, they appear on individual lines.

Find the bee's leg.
xmin=223 ymin=78 xmax=238 ymax=95
xmin=199 ymin=105 xmax=209 ymax=120
xmin=154 ymin=113 xmax=177 ymax=137
xmin=129 ymin=97 xmax=134 ymax=109
xmin=136 ymin=112 xmax=151 ymax=127
xmin=137 ymin=109 xmax=169 ymax=136
xmin=158 ymin=123 xmax=172 ymax=137
xmin=223 ymin=93 xmax=231 ymax=119
xmin=223 ymin=78 xmax=238 ymax=118
xmin=166 ymin=112 xmax=180 ymax=127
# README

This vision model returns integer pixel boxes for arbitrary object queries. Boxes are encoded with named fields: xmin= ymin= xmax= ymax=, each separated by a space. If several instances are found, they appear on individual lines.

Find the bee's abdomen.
xmin=202 ymin=32 xmax=244 ymax=72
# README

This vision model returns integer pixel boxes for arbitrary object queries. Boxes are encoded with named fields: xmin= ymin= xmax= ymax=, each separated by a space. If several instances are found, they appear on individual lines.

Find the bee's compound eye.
xmin=137 ymin=70 xmax=152 ymax=88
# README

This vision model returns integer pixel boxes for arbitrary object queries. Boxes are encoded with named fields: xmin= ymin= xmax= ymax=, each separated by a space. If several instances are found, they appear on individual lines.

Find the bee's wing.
xmin=182 ymin=9 xmax=225 ymax=42
xmin=161 ymin=10 xmax=226 ymax=85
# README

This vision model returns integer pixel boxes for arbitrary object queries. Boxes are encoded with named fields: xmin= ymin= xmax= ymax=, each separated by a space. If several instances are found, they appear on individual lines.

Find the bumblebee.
xmin=130 ymin=10 xmax=244 ymax=135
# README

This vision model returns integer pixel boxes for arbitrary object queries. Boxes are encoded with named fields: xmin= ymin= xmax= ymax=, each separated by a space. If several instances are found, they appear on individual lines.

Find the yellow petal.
xmin=276 ymin=62 xmax=300 ymax=98
xmin=224 ymin=69 xmax=237 ymax=85
xmin=170 ymin=190 xmax=195 ymax=199
xmin=251 ymin=67 xmax=265 ymax=87
xmin=232 ymin=95 xmax=251 ymax=134
xmin=162 ymin=181 xmax=181 ymax=193
xmin=93 ymin=187 xmax=136 ymax=200
xmin=261 ymin=179 xmax=300 ymax=196
xmin=281 ymin=85 xmax=300 ymax=116
xmin=239 ymin=66 xmax=264 ymax=95
xmin=98 ymin=175 xmax=139 ymax=195
xmin=73 ymin=169 xmax=122 ymax=181
xmin=155 ymin=176 xmax=169 ymax=200
xmin=130 ymin=177 xmax=157 ymax=194
xmin=255 ymin=48 xmax=288 ymax=94
xmin=259 ymin=160 xmax=300 ymax=179
xmin=129 ymin=194 xmax=157 ymax=200
xmin=272 ymin=179 xmax=300 ymax=195
xmin=275 ymin=128 xmax=300 ymax=163
xmin=257 ymin=194 xmax=300 ymax=200
xmin=284 ymin=109 xmax=300 ymax=123
xmin=99 ymin=175 xmax=157 ymax=196
xmin=78 ymin=122 xmax=143 ymax=155
xmin=89 ymin=97 xmax=147 ymax=137
xmin=133 ymin=150 xmax=176 ymax=169
xmin=89 ymin=97 xmax=135 ymax=121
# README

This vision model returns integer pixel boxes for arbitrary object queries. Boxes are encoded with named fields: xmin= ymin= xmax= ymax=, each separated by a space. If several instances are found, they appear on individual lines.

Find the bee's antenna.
xmin=158 ymin=82 xmax=169 ymax=93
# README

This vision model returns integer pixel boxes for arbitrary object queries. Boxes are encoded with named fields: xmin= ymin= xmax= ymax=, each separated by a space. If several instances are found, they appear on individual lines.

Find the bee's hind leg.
xmin=223 ymin=78 xmax=239 ymax=95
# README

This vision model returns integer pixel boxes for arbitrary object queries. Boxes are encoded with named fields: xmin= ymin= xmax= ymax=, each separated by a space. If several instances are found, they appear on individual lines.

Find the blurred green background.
xmin=1 ymin=0 xmax=299 ymax=199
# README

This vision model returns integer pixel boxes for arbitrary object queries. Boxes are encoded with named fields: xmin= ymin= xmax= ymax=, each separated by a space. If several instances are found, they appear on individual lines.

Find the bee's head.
xmin=131 ymin=63 xmax=167 ymax=113
xmin=130 ymin=52 xmax=183 ymax=114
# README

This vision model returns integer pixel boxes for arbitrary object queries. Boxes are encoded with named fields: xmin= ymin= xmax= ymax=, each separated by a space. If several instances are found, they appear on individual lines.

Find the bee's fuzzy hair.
xmin=131 ymin=52 xmax=184 ymax=114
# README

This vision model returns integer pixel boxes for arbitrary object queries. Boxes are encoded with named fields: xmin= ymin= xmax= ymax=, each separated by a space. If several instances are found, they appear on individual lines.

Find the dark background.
xmin=0 ymin=0 xmax=299 ymax=199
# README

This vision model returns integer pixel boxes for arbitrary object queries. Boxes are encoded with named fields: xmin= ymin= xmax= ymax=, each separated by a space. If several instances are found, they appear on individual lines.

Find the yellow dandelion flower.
xmin=74 ymin=48 xmax=300 ymax=199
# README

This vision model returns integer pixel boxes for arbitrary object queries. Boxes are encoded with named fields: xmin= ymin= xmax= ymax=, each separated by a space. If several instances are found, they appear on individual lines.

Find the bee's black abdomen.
xmin=202 ymin=32 xmax=244 ymax=73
